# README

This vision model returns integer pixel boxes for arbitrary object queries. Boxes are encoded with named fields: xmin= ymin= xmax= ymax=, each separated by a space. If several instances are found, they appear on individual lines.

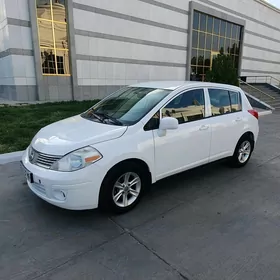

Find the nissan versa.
xmin=21 ymin=81 xmax=259 ymax=213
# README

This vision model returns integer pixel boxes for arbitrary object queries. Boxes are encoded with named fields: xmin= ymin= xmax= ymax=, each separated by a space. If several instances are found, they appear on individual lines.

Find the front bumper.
xmin=21 ymin=149 xmax=106 ymax=210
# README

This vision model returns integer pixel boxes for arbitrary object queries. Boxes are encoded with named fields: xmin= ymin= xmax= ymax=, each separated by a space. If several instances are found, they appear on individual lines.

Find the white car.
xmin=21 ymin=81 xmax=259 ymax=213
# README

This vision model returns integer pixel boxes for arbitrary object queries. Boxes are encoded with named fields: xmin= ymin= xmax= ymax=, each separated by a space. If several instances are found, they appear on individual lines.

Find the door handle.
xmin=199 ymin=125 xmax=209 ymax=131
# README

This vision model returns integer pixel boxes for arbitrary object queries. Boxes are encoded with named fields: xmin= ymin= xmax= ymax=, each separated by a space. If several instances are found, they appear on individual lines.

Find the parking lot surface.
xmin=1 ymin=112 xmax=280 ymax=280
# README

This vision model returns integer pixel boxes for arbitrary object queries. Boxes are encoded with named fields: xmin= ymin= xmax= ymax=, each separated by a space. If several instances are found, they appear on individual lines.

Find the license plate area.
xmin=20 ymin=161 xmax=34 ymax=183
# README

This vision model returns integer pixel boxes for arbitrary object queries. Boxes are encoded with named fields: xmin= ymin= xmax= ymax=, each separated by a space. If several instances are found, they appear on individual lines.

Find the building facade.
xmin=0 ymin=0 xmax=280 ymax=101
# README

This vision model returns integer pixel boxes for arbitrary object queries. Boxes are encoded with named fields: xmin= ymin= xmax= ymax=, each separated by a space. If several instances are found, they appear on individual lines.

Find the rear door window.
xmin=208 ymin=88 xmax=242 ymax=116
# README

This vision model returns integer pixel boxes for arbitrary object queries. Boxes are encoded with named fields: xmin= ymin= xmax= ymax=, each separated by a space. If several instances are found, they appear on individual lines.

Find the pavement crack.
xmin=129 ymin=231 xmax=192 ymax=280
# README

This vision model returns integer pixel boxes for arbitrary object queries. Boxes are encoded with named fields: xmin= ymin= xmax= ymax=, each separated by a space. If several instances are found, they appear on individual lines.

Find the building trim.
xmin=7 ymin=18 xmax=31 ymax=27
xmin=198 ymin=0 xmax=280 ymax=33
xmin=76 ymin=55 xmax=186 ymax=68
xmin=192 ymin=1 xmax=246 ymax=26
xmin=138 ymin=0 xmax=189 ymax=15
xmin=67 ymin=0 xmax=77 ymax=101
xmin=0 ymin=48 xmax=33 ymax=58
xmin=241 ymin=69 xmax=280 ymax=75
xmin=75 ymin=29 xmax=187 ymax=51
xmin=245 ymin=30 xmax=280 ymax=44
xmin=28 ymin=0 xmax=43 ymax=101
xmin=243 ymin=43 xmax=280 ymax=55
xmin=243 ymin=56 xmax=280 ymax=65
xmin=72 ymin=3 xmax=188 ymax=34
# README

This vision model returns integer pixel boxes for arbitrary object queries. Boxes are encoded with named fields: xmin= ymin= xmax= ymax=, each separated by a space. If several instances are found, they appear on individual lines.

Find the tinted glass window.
xmin=229 ymin=91 xmax=242 ymax=112
xmin=209 ymin=89 xmax=231 ymax=116
xmin=162 ymin=89 xmax=205 ymax=124
xmin=209 ymin=89 xmax=242 ymax=116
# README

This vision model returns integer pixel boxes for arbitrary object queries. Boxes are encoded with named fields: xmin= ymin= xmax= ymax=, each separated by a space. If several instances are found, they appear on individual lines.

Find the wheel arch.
xmin=238 ymin=131 xmax=255 ymax=150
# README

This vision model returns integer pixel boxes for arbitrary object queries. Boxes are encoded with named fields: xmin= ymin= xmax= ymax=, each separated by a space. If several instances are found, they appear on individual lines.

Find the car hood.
xmin=31 ymin=115 xmax=128 ymax=155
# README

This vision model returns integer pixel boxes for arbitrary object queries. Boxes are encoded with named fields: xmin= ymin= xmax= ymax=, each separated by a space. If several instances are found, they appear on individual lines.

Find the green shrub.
xmin=205 ymin=50 xmax=239 ymax=86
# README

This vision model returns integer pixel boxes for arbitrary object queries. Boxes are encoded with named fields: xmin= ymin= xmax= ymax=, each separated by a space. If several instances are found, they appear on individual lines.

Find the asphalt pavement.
xmin=1 ymin=112 xmax=280 ymax=280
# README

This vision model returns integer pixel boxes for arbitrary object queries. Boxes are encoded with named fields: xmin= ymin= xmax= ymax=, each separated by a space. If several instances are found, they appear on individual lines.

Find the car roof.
xmin=128 ymin=81 xmax=241 ymax=91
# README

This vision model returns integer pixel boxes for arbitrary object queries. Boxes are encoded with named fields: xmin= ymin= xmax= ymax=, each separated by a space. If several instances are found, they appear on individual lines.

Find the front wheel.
xmin=99 ymin=163 xmax=148 ymax=213
xmin=230 ymin=137 xmax=254 ymax=168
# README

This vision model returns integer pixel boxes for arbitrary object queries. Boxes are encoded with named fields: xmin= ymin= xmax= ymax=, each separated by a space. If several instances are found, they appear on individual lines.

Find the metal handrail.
xmin=244 ymin=75 xmax=280 ymax=85
xmin=239 ymin=79 xmax=275 ymax=100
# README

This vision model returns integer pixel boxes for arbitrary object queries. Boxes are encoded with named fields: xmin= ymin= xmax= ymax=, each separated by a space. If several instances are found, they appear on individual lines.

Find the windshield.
xmin=81 ymin=87 xmax=171 ymax=126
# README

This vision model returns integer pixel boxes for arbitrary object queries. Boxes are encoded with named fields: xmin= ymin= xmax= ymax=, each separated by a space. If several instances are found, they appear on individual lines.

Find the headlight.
xmin=50 ymin=146 xmax=102 ymax=172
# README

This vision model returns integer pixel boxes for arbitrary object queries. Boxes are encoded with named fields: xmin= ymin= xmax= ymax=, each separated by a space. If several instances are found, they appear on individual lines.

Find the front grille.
xmin=29 ymin=147 xmax=62 ymax=169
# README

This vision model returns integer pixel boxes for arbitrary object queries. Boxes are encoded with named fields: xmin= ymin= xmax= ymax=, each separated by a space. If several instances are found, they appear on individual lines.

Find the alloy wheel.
xmin=112 ymin=172 xmax=141 ymax=208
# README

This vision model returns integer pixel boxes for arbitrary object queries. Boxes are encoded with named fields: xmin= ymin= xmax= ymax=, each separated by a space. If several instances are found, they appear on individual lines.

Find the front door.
xmin=153 ymin=88 xmax=212 ymax=180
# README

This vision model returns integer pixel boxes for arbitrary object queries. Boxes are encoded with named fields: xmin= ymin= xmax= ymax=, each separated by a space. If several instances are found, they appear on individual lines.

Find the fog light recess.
xmin=53 ymin=190 xmax=67 ymax=201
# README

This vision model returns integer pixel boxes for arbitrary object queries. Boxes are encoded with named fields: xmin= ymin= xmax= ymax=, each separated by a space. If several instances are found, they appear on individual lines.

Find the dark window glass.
xmin=199 ymin=32 xmax=206 ymax=49
xmin=197 ymin=50 xmax=204 ymax=65
xmin=41 ymin=48 xmax=56 ymax=74
xmin=225 ymin=39 xmax=231 ymax=53
xmin=213 ymin=18 xmax=220 ymax=35
xmin=204 ymin=67 xmax=210 ymax=75
xmin=206 ymin=34 xmax=212 ymax=49
xmin=191 ymin=65 xmax=197 ymax=74
xmin=219 ymin=37 xmax=225 ymax=53
xmin=212 ymin=35 xmax=219 ymax=51
xmin=197 ymin=66 xmax=203 ymax=76
xmin=235 ymin=41 xmax=240 ymax=55
xmin=207 ymin=16 xmax=213 ymax=33
xmin=144 ymin=112 xmax=160 ymax=131
xmin=220 ymin=20 xmax=226 ymax=37
xmin=226 ymin=22 xmax=232 ymax=38
xmin=191 ymin=49 xmax=197 ymax=65
xmin=192 ymin=31 xmax=198 ymax=48
xmin=208 ymin=89 xmax=231 ymax=116
xmin=56 ymin=49 xmax=70 ymax=74
xmin=162 ymin=89 xmax=205 ymax=124
xmin=193 ymin=11 xmax=199 ymax=30
xmin=229 ymin=91 xmax=242 ymax=112
xmin=205 ymin=51 xmax=211 ymax=67
xmin=236 ymin=26 xmax=241 ymax=40
xmin=232 ymin=25 xmax=237 ymax=39
xmin=234 ymin=56 xmax=239 ymax=69
xmin=200 ymin=13 xmax=207 ymax=31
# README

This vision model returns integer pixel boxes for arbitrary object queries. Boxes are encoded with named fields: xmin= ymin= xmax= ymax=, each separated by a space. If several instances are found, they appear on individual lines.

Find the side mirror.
xmin=159 ymin=117 xmax=179 ymax=131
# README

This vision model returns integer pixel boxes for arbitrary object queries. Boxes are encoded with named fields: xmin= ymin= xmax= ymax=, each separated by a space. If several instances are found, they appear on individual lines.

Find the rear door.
xmin=206 ymin=88 xmax=244 ymax=161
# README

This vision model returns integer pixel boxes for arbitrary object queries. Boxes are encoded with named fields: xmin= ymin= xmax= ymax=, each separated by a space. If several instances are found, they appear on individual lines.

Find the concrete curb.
xmin=0 ymin=151 xmax=24 ymax=165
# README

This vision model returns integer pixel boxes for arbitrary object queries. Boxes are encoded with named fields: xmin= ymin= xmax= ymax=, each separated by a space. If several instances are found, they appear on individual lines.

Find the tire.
xmin=229 ymin=135 xmax=254 ymax=168
xmin=99 ymin=162 xmax=149 ymax=214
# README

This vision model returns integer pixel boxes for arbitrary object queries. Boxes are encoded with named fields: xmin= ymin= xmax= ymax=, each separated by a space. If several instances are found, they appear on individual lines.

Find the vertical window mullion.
xmin=50 ymin=0 xmax=58 ymax=75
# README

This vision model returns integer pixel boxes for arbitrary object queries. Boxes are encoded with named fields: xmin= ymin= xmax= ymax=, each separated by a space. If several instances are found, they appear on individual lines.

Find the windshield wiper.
xmin=94 ymin=112 xmax=123 ymax=126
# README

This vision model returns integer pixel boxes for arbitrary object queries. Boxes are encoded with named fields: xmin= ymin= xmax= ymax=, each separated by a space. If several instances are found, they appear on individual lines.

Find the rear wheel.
xmin=230 ymin=136 xmax=254 ymax=168
xmin=99 ymin=162 xmax=149 ymax=213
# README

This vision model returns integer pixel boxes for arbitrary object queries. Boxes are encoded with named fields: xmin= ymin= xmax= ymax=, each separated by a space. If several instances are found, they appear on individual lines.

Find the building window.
xmin=36 ymin=0 xmax=70 ymax=75
xmin=191 ymin=11 xmax=242 ymax=81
